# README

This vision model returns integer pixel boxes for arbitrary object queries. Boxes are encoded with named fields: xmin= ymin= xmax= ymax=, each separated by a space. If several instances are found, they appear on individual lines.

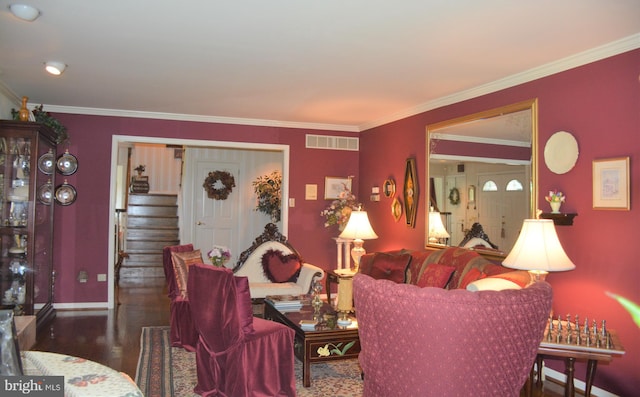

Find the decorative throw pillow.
xmin=170 ymin=249 xmax=203 ymax=299
xmin=234 ymin=276 xmax=255 ymax=336
xmin=261 ymin=249 xmax=302 ymax=283
xmin=368 ymin=252 xmax=412 ymax=283
xmin=459 ymin=267 xmax=487 ymax=289
xmin=466 ymin=277 xmax=521 ymax=291
xmin=415 ymin=263 xmax=456 ymax=288
xmin=484 ymin=270 xmax=532 ymax=288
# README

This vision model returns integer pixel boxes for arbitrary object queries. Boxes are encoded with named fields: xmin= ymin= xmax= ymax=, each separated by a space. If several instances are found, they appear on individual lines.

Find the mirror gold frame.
xmin=425 ymin=98 xmax=538 ymax=257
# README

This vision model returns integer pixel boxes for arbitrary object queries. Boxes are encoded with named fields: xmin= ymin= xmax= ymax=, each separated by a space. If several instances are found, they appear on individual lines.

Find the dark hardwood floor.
xmin=32 ymin=278 xmax=565 ymax=396
xmin=33 ymin=277 xmax=170 ymax=379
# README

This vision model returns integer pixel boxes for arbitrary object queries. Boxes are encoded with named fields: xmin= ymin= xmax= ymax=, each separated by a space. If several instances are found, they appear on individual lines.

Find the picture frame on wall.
xmin=324 ymin=177 xmax=352 ymax=200
xmin=404 ymin=158 xmax=418 ymax=228
xmin=592 ymin=157 xmax=630 ymax=210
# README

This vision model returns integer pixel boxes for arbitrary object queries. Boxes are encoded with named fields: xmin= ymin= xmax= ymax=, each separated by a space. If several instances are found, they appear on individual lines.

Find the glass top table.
xmin=263 ymin=299 xmax=359 ymax=387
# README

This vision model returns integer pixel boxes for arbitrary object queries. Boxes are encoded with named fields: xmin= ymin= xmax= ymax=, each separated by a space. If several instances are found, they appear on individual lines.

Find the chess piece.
xmin=584 ymin=318 xmax=589 ymax=336
xmin=557 ymin=315 xmax=562 ymax=332
xmin=566 ymin=314 xmax=572 ymax=333
xmin=601 ymin=320 xmax=607 ymax=338
xmin=592 ymin=319 xmax=597 ymax=336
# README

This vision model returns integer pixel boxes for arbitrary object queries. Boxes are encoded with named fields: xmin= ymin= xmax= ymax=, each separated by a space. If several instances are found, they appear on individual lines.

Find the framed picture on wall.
xmin=324 ymin=177 xmax=352 ymax=200
xmin=592 ymin=157 xmax=630 ymax=210
xmin=404 ymin=158 xmax=418 ymax=228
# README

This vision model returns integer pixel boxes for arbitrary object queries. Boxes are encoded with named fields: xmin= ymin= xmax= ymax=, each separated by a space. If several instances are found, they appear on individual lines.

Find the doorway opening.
xmin=108 ymin=135 xmax=289 ymax=309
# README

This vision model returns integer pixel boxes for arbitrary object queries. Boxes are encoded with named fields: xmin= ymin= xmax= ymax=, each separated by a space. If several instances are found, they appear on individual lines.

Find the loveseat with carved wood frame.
xmin=232 ymin=223 xmax=325 ymax=299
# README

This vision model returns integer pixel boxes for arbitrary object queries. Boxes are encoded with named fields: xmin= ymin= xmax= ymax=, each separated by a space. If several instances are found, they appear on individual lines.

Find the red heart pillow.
xmin=261 ymin=249 xmax=302 ymax=283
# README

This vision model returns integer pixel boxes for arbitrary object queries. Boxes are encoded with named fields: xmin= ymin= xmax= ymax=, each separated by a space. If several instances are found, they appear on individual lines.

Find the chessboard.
xmin=540 ymin=314 xmax=625 ymax=355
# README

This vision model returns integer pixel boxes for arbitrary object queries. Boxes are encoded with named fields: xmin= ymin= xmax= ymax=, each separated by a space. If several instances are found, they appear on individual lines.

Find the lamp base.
xmin=528 ymin=270 xmax=549 ymax=283
xmin=337 ymin=311 xmax=352 ymax=326
xmin=350 ymin=239 xmax=365 ymax=273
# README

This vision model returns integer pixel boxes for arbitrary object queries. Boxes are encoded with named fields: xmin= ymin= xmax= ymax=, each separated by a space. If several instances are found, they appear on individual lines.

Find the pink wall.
xmin=50 ymin=114 xmax=359 ymax=303
xmin=359 ymin=49 xmax=640 ymax=395
xmin=48 ymin=49 xmax=638 ymax=394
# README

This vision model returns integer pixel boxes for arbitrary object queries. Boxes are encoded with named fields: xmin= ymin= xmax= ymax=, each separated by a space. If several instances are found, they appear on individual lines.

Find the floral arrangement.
xmin=545 ymin=190 xmax=566 ymax=203
xmin=321 ymin=185 xmax=359 ymax=231
xmin=134 ymin=164 xmax=146 ymax=174
xmin=207 ymin=246 xmax=232 ymax=267
xmin=12 ymin=104 xmax=69 ymax=144
xmin=252 ymin=171 xmax=282 ymax=222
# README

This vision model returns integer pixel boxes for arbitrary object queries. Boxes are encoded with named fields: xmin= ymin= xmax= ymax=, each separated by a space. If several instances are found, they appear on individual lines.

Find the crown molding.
xmin=40 ymin=105 xmax=360 ymax=133
xmin=0 ymin=81 xmax=20 ymax=105
xmin=12 ymin=34 xmax=639 ymax=134
xmin=359 ymin=33 xmax=640 ymax=132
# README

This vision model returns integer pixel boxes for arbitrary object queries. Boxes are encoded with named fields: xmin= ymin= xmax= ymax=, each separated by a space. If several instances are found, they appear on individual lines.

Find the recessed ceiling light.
xmin=9 ymin=4 xmax=40 ymax=21
xmin=45 ymin=61 xmax=66 ymax=75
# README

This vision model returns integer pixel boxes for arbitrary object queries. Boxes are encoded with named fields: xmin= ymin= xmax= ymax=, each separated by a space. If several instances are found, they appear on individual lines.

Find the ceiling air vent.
xmin=306 ymin=134 xmax=359 ymax=151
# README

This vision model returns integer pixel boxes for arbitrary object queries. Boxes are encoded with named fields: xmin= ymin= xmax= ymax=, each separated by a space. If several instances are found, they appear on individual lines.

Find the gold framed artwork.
xmin=592 ymin=157 xmax=630 ymax=210
xmin=383 ymin=179 xmax=396 ymax=198
xmin=324 ymin=177 xmax=352 ymax=200
xmin=404 ymin=158 xmax=418 ymax=228
xmin=391 ymin=197 xmax=402 ymax=222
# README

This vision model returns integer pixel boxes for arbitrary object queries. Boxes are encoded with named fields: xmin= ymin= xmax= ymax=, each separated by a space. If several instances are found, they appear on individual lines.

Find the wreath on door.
xmin=203 ymin=171 xmax=236 ymax=200
xmin=448 ymin=187 xmax=460 ymax=205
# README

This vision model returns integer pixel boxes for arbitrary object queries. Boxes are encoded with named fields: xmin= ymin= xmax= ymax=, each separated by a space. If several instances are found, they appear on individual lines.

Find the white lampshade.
xmin=428 ymin=211 xmax=450 ymax=243
xmin=45 ymin=61 xmax=66 ymax=75
xmin=339 ymin=210 xmax=377 ymax=273
xmin=503 ymin=219 xmax=575 ymax=280
xmin=339 ymin=210 xmax=378 ymax=241
xmin=9 ymin=4 xmax=40 ymax=21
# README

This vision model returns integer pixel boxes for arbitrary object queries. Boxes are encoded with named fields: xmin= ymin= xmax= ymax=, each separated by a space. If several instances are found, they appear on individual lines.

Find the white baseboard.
xmin=543 ymin=366 xmax=619 ymax=397
xmin=52 ymin=302 xmax=109 ymax=310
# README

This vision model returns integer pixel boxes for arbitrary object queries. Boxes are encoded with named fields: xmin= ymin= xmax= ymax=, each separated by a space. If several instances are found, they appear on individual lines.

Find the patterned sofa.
xmin=232 ymin=223 xmax=325 ymax=299
xmin=358 ymin=246 xmax=532 ymax=291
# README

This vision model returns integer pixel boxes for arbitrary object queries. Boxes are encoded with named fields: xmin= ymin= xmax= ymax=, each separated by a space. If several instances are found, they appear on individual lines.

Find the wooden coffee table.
xmin=264 ymin=300 xmax=360 ymax=387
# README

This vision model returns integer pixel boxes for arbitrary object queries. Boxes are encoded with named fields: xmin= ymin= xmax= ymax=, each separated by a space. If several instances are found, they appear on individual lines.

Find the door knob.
xmin=196 ymin=221 xmax=204 ymax=225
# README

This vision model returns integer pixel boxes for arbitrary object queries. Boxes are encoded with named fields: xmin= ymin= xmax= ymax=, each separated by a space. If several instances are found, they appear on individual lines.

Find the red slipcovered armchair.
xmin=188 ymin=263 xmax=296 ymax=397
xmin=353 ymin=273 xmax=552 ymax=397
xmin=162 ymin=244 xmax=198 ymax=351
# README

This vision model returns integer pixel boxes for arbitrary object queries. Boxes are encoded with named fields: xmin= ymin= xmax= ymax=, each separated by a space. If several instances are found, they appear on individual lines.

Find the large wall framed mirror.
xmin=425 ymin=99 xmax=538 ymax=257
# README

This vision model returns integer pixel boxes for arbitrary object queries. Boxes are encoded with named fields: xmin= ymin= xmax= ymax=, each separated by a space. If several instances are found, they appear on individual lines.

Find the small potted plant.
xmin=252 ymin=171 xmax=282 ymax=222
xmin=134 ymin=164 xmax=146 ymax=176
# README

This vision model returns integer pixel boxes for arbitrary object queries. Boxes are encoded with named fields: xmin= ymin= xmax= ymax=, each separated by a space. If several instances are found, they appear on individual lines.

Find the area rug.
xmin=136 ymin=326 xmax=363 ymax=397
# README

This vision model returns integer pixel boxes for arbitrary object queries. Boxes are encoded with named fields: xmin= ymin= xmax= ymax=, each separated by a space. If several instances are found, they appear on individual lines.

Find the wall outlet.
xmin=77 ymin=271 xmax=88 ymax=283
xmin=97 ymin=274 xmax=107 ymax=282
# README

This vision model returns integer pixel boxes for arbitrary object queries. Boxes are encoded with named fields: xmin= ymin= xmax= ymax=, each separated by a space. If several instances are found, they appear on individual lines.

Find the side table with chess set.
xmin=526 ymin=312 xmax=625 ymax=397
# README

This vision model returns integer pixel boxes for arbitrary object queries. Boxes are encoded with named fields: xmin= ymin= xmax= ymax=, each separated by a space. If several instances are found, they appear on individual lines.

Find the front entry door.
xmin=477 ymin=171 xmax=527 ymax=252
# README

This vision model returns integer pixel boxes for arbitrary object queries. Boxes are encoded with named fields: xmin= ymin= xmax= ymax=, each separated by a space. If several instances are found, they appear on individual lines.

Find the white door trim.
xmin=107 ymin=134 xmax=290 ymax=309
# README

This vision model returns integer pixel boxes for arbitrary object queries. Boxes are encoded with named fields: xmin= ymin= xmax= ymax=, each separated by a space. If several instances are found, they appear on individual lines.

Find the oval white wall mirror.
xmin=544 ymin=131 xmax=579 ymax=174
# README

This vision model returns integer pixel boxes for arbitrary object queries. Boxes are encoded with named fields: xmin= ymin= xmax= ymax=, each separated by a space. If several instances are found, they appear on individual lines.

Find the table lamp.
xmin=428 ymin=211 xmax=450 ymax=245
xmin=503 ymin=219 xmax=575 ymax=282
xmin=339 ymin=208 xmax=378 ymax=273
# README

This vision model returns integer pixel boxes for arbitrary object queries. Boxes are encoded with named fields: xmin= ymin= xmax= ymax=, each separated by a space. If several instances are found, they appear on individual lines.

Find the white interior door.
xmin=192 ymin=160 xmax=240 ymax=265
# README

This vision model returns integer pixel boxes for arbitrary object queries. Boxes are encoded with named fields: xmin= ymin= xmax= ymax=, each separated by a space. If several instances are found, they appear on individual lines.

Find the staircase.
xmin=121 ymin=194 xmax=179 ymax=282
